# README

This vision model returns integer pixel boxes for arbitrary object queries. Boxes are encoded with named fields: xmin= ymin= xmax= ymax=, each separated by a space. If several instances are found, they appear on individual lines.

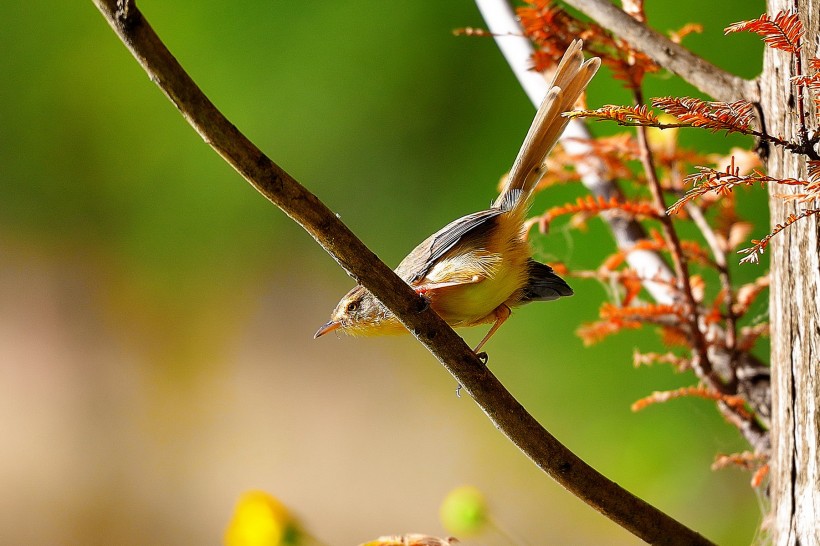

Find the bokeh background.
xmin=1 ymin=1 xmax=770 ymax=544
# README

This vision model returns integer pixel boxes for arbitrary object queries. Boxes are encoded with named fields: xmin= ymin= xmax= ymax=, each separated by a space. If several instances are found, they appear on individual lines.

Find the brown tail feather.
xmin=493 ymin=40 xmax=600 ymax=211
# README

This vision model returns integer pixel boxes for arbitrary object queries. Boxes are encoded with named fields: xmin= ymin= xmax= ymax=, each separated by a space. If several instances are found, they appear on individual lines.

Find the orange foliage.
xmin=739 ymin=209 xmax=820 ymax=264
xmin=567 ymin=104 xmax=658 ymax=125
xmin=712 ymin=452 xmax=769 ymax=488
xmin=668 ymin=23 xmax=703 ymax=44
xmin=576 ymin=318 xmax=641 ymax=346
xmin=539 ymin=195 xmax=660 ymax=226
xmin=632 ymin=386 xmax=751 ymax=420
xmin=517 ymin=0 xmax=659 ymax=89
xmin=652 ymin=97 xmax=755 ymax=133
xmin=725 ymin=10 xmax=804 ymax=54
xmin=733 ymin=276 xmax=770 ymax=317
xmin=633 ymin=350 xmax=690 ymax=371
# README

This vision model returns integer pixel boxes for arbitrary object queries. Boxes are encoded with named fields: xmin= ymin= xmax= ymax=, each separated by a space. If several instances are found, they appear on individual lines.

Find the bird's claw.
xmin=414 ymin=294 xmax=430 ymax=313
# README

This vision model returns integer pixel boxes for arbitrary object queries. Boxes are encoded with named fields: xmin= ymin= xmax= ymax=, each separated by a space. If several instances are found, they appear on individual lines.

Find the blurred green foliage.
xmin=440 ymin=485 xmax=488 ymax=536
xmin=1 ymin=1 xmax=769 ymax=545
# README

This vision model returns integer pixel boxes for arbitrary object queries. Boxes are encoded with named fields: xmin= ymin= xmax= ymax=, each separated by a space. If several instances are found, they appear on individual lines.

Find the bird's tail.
xmin=493 ymin=40 xmax=600 ymax=211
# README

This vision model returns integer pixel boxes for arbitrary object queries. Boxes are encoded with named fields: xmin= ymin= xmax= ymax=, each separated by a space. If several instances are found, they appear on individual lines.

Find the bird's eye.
xmin=346 ymin=301 xmax=359 ymax=313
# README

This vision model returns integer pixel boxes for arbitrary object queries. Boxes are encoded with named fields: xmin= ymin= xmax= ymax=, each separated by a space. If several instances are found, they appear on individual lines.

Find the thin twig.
xmin=92 ymin=0 xmax=715 ymax=543
xmin=632 ymin=96 xmax=722 ymax=391
xmin=790 ymin=4 xmax=810 ymax=147
xmin=560 ymin=0 xmax=759 ymax=102
xmin=619 ymin=0 xmax=721 ymax=388
xmin=633 ymin=96 xmax=768 ymax=441
xmin=685 ymin=203 xmax=738 ymax=354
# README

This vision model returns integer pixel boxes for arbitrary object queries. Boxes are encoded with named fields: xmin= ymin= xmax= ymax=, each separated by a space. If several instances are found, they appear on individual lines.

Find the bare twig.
xmin=632 ymin=97 xmax=720 ymax=389
xmin=92 ymin=0 xmax=715 ymax=543
xmin=560 ymin=0 xmax=759 ymax=102
xmin=633 ymin=103 xmax=770 ymax=450
xmin=685 ymin=203 xmax=738 ymax=352
xmin=786 ymin=0 xmax=810 ymax=146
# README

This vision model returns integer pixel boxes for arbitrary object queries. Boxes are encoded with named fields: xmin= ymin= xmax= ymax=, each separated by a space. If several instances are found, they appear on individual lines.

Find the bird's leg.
xmin=473 ymin=304 xmax=511 ymax=354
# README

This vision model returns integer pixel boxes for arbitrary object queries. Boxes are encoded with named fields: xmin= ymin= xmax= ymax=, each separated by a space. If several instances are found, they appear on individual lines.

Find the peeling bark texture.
xmin=763 ymin=1 xmax=820 ymax=544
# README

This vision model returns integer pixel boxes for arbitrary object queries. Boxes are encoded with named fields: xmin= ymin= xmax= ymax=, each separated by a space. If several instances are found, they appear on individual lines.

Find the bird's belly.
xmin=429 ymin=264 xmax=522 ymax=327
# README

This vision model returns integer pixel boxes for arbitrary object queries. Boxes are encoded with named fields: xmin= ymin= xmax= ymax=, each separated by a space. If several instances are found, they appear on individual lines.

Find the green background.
xmin=0 ymin=1 xmax=769 ymax=544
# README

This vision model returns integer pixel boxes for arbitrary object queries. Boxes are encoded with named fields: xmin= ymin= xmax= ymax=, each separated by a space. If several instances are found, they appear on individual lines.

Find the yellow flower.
xmin=225 ymin=490 xmax=301 ymax=546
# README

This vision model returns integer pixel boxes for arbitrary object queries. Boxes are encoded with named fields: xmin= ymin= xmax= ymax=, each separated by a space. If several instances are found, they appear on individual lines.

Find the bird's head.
xmin=314 ymin=285 xmax=403 ymax=338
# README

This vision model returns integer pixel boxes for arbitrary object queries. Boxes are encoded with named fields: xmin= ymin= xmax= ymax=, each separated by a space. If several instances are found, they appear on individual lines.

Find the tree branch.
xmin=92 ymin=0 xmax=716 ymax=543
xmin=560 ymin=0 xmax=759 ymax=103
xmin=632 ymin=94 xmax=719 ymax=389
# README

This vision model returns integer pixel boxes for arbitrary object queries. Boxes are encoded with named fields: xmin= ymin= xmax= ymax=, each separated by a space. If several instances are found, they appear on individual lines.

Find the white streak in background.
xmin=475 ymin=0 xmax=548 ymax=106
xmin=474 ymin=0 xmax=675 ymax=303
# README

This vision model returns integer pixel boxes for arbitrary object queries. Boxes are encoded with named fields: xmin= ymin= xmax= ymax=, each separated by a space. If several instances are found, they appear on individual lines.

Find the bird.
xmin=315 ymin=40 xmax=600 ymax=353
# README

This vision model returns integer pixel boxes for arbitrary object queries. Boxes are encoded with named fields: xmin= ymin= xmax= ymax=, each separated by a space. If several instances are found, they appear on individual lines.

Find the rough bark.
xmin=763 ymin=0 xmax=820 ymax=543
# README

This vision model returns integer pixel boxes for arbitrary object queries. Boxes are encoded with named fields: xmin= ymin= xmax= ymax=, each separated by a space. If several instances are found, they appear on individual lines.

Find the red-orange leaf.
xmin=739 ymin=209 xmax=820 ymax=264
xmin=632 ymin=386 xmax=751 ymax=419
xmin=540 ymin=195 xmax=661 ymax=225
xmin=725 ymin=11 xmax=803 ymax=54
xmin=733 ymin=276 xmax=770 ymax=316
xmin=737 ymin=323 xmax=769 ymax=352
xmin=633 ymin=350 xmax=690 ymax=371
xmin=577 ymin=318 xmax=641 ymax=346
xmin=600 ymin=302 xmax=684 ymax=322
xmin=567 ymin=104 xmax=658 ymax=125
xmin=712 ymin=453 xmax=769 ymax=488
xmin=652 ymin=97 xmax=754 ymax=133
xmin=752 ymin=464 xmax=770 ymax=488
xmin=668 ymin=23 xmax=703 ymax=44
xmin=669 ymin=166 xmax=809 ymax=215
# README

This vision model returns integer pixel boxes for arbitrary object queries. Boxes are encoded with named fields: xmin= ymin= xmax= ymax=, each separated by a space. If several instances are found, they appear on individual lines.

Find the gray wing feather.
xmin=406 ymin=208 xmax=503 ymax=283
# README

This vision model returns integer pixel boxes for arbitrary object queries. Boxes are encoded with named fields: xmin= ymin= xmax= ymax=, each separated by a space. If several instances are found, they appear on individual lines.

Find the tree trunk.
xmin=763 ymin=0 xmax=820 ymax=543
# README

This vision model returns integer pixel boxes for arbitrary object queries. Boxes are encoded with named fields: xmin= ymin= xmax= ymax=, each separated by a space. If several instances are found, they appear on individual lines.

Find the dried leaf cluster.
xmin=507 ymin=0 xmax=820 ymax=486
xmin=517 ymin=0 xmax=659 ymax=88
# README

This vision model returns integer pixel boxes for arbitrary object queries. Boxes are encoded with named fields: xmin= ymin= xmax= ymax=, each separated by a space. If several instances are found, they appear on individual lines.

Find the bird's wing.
xmin=396 ymin=208 xmax=504 ymax=284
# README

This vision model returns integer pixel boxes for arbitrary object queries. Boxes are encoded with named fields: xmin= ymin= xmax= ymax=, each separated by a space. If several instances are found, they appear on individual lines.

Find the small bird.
xmin=315 ymin=41 xmax=600 ymax=353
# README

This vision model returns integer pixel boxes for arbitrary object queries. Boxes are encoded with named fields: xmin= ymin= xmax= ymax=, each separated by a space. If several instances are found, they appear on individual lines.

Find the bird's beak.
xmin=314 ymin=320 xmax=341 ymax=339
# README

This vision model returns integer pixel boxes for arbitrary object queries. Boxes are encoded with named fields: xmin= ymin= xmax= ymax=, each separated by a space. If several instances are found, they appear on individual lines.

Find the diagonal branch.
xmin=93 ymin=0 xmax=716 ymax=543
xmin=561 ymin=0 xmax=760 ymax=102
